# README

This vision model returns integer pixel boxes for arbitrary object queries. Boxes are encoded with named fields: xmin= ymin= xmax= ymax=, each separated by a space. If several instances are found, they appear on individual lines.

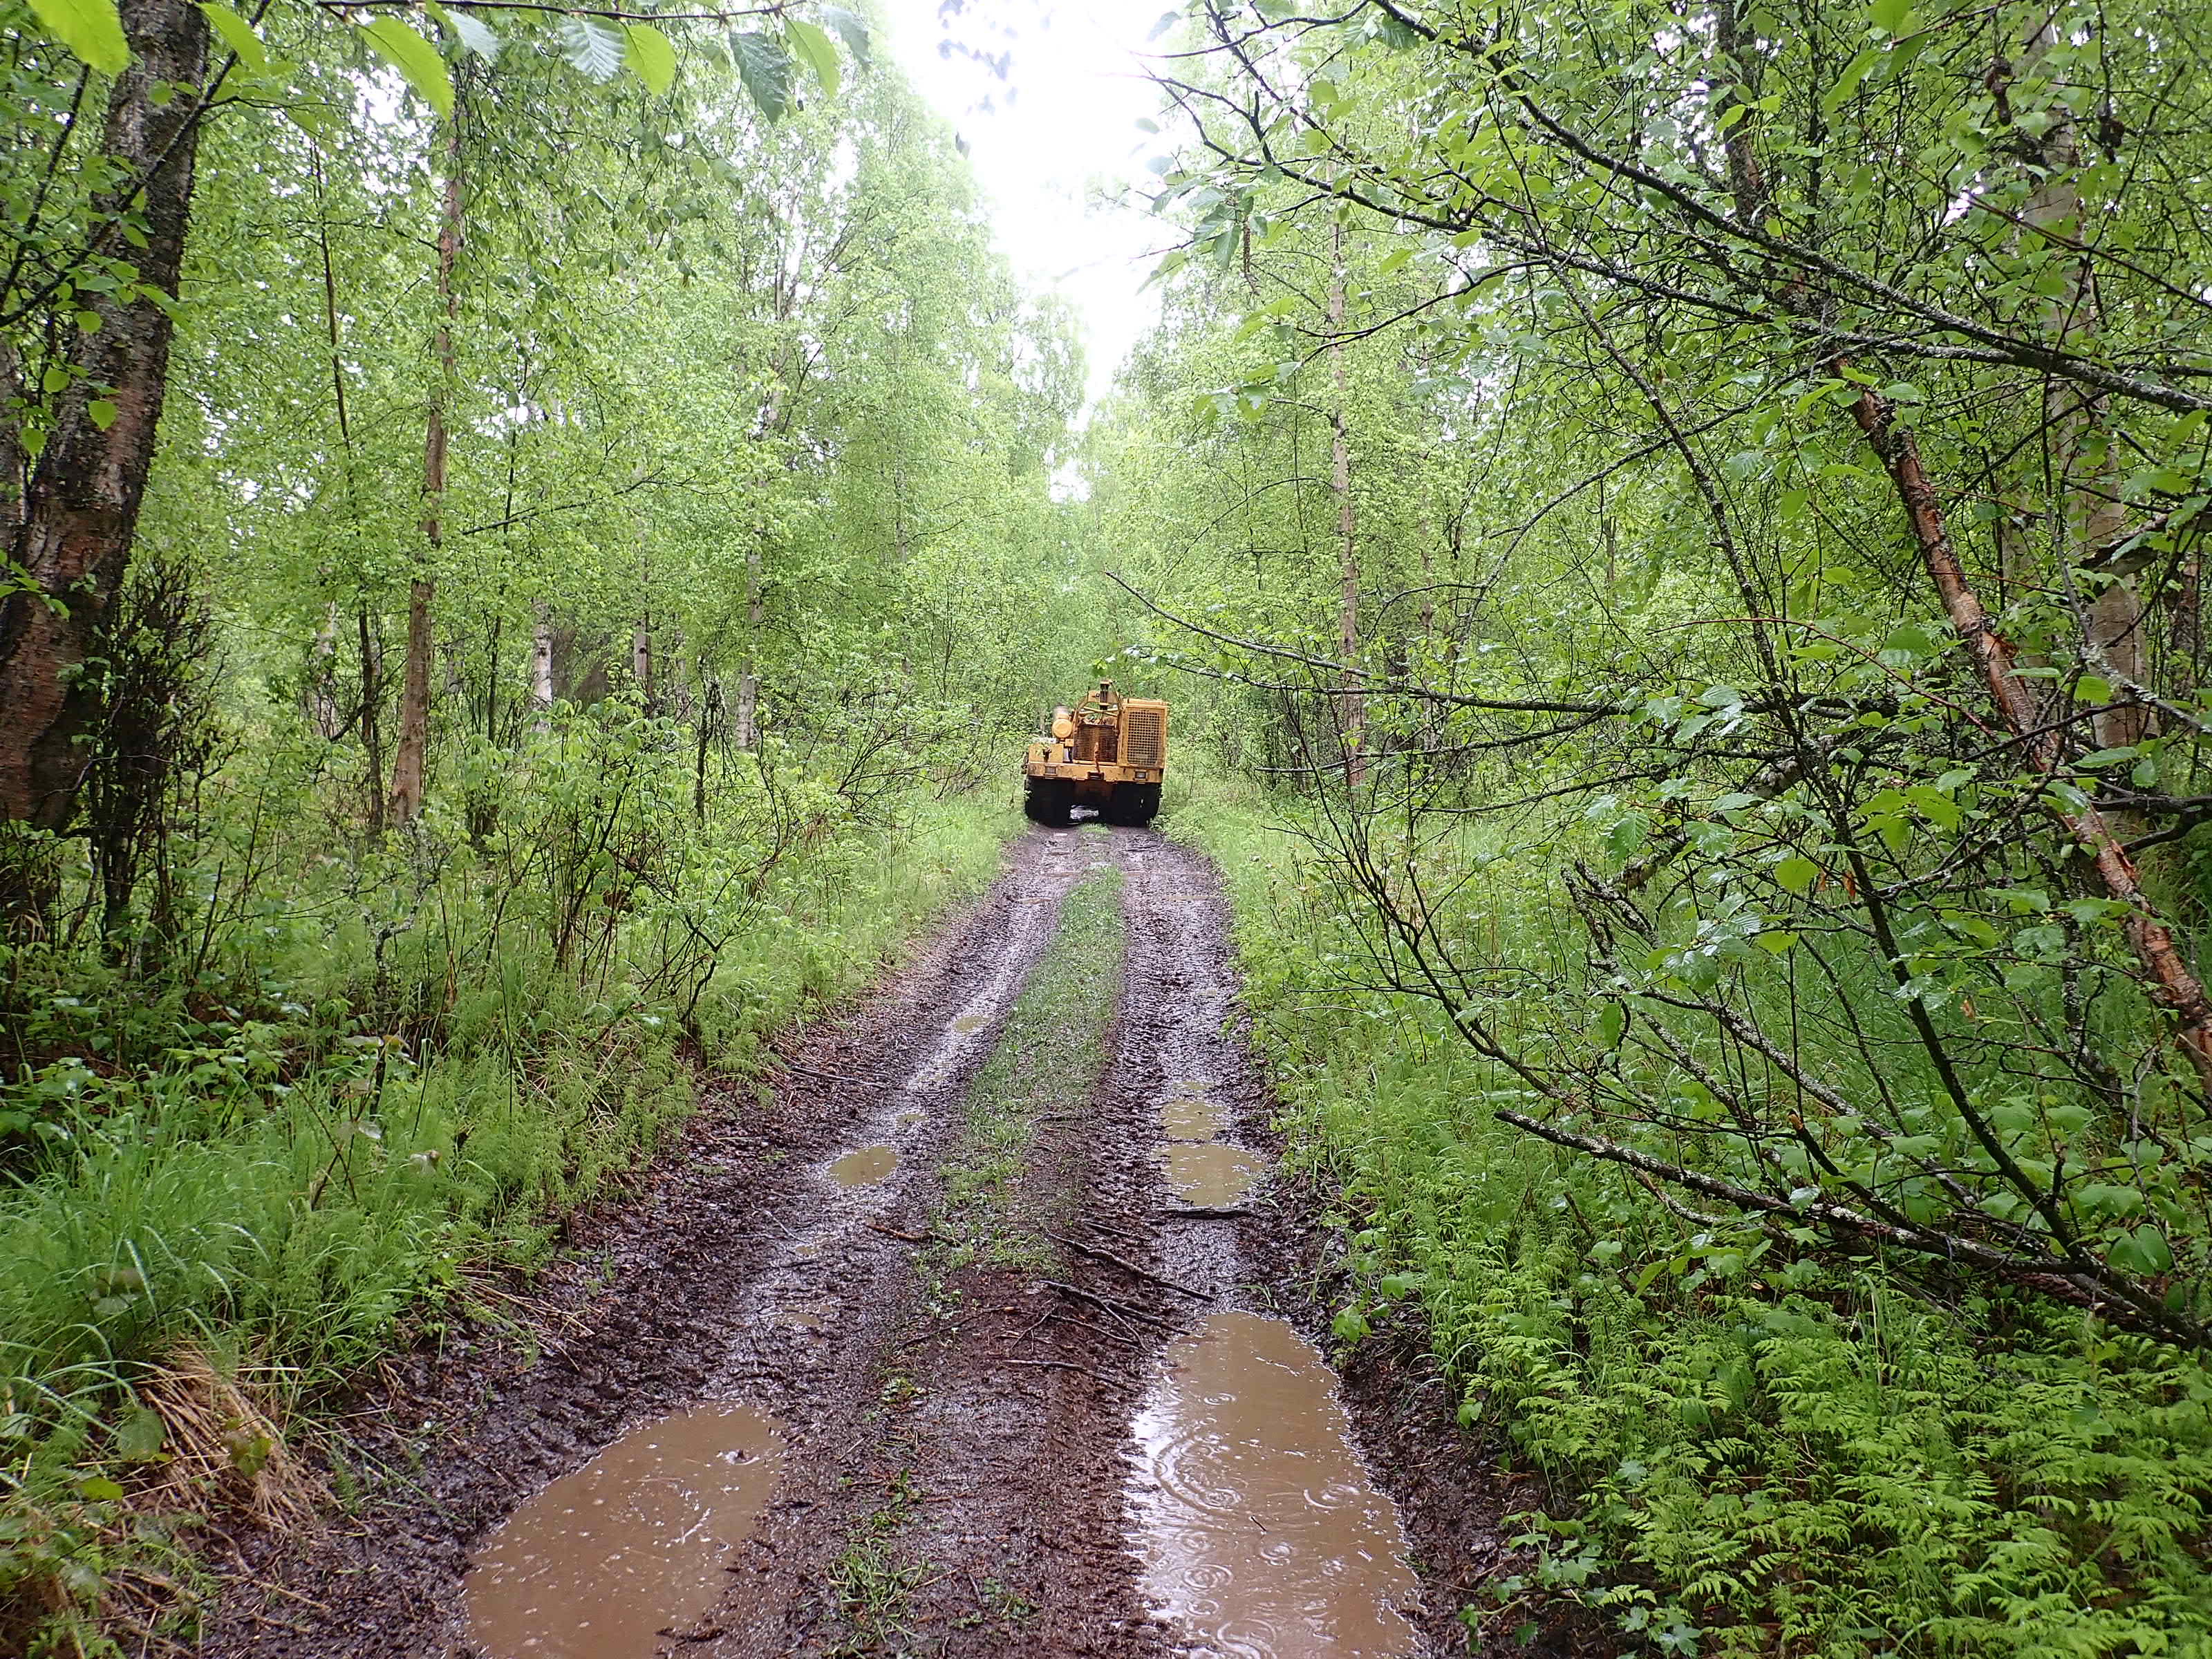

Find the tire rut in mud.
xmin=200 ymin=830 xmax=1090 ymax=1658
xmin=203 ymin=822 xmax=1533 ymax=1659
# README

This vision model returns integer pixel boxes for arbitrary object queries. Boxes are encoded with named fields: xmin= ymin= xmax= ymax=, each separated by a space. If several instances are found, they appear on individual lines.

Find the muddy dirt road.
xmin=205 ymin=825 xmax=1524 ymax=1659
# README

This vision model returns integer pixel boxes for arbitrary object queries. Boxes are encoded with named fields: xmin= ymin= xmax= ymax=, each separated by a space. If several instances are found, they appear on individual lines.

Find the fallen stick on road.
xmin=765 ymin=1056 xmax=901 ymax=1088
xmin=868 ymin=1222 xmax=934 ymax=1243
xmin=1044 ymin=1230 xmax=1208 ymax=1301
xmin=1163 ymin=1206 xmax=1252 ymax=1219
xmin=1040 ymin=1278 xmax=1170 ymax=1328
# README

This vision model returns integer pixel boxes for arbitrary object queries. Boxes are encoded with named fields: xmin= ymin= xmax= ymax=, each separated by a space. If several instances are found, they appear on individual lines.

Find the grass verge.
xmin=0 ymin=793 xmax=1019 ymax=1657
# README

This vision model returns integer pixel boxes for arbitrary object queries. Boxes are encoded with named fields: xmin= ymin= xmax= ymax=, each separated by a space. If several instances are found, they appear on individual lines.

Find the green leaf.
xmin=784 ymin=17 xmax=837 ymax=100
xmin=2110 ymin=1224 xmax=2174 ymax=1275
xmin=1867 ymin=0 xmax=1911 ymax=35
xmin=27 ymin=0 xmax=129 ymax=76
xmin=2074 ymin=674 xmax=2112 ymax=703
xmin=821 ymin=4 xmax=871 ymax=70
xmin=359 ymin=17 xmax=453 ymax=117
xmin=624 ymin=23 xmax=675 ymax=95
xmin=115 ymin=1405 xmax=166 ymax=1461
xmin=732 ymin=30 xmax=792 ymax=120
xmin=558 ymin=15 xmax=626 ymax=83
xmin=1774 ymin=855 xmax=1819 ymax=895
xmin=198 ymin=2 xmax=267 ymax=73
xmin=77 ymin=1476 xmax=124 ymax=1502
xmin=1904 ymin=785 xmax=1960 ymax=832
xmin=1820 ymin=46 xmax=1881 ymax=113
xmin=87 ymin=399 xmax=117 ymax=431
xmin=286 ymin=100 xmax=342 ymax=146
xmin=1596 ymin=1002 xmax=1624 ymax=1051
xmin=1882 ymin=621 xmax=1942 ymax=659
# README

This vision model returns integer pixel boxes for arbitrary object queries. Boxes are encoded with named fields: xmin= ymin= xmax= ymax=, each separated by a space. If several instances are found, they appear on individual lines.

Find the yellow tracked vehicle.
xmin=1023 ymin=681 xmax=1168 ymax=827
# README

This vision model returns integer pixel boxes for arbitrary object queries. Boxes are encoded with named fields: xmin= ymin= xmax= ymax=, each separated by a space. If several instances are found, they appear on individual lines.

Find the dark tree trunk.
xmin=0 ymin=0 xmax=212 ymax=829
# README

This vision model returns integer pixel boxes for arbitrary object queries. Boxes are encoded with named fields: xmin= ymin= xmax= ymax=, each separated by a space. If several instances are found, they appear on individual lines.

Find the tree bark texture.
xmin=0 ymin=0 xmax=211 ymax=828
xmin=1849 ymin=389 xmax=2212 ymax=1094
xmin=1327 ymin=221 xmax=1362 ymax=786
xmin=529 ymin=601 xmax=554 ymax=733
xmin=389 ymin=104 xmax=464 ymax=829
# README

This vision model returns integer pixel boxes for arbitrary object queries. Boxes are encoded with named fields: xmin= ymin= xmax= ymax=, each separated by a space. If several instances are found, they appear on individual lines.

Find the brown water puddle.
xmin=1162 ymin=1141 xmax=1263 ymax=1206
xmin=465 ymin=1403 xmax=784 ymax=1658
xmin=828 ymin=1144 xmax=898 ymax=1186
xmin=1128 ymin=1312 xmax=1418 ymax=1658
xmin=950 ymin=1012 xmax=988 ymax=1035
xmin=1161 ymin=1082 xmax=1226 ymax=1143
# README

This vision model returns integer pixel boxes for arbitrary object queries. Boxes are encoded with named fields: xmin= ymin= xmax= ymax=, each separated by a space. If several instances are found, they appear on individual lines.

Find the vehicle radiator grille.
xmin=1123 ymin=708 xmax=1165 ymax=768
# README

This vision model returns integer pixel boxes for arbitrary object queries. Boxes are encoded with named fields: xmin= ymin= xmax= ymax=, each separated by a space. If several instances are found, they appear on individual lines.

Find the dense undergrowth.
xmin=1171 ymin=780 xmax=2212 ymax=1659
xmin=0 ymin=723 xmax=1017 ymax=1656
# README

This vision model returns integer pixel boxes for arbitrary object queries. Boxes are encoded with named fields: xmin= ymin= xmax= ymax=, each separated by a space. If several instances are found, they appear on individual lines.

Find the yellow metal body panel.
xmin=1022 ymin=684 xmax=1169 ymax=803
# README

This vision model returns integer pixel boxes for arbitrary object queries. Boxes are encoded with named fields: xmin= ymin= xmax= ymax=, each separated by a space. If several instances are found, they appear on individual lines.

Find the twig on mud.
xmin=1163 ymin=1206 xmax=1253 ymax=1220
xmin=1000 ymin=1357 xmax=1103 ymax=1378
xmin=1030 ymin=1307 xmax=1141 ymax=1349
xmin=1040 ymin=1278 xmax=1170 ymax=1329
xmin=765 ymin=1055 xmax=902 ymax=1088
xmin=1080 ymin=1216 xmax=1151 ymax=1246
xmin=869 ymin=1222 xmax=935 ymax=1244
xmin=1044 ymin=1230 xmax=1210 ymax=1302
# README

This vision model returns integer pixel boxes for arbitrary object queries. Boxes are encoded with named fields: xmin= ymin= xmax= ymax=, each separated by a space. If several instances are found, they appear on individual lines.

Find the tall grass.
xmin=0 ymin=754 xmax=1018 ymax=1656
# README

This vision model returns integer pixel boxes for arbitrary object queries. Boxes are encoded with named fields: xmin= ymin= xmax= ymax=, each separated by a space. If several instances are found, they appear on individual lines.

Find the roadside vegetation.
xmin=1100 ymin=0 xmax=2212 ymax=1651
xmin=0 ymin=3 xmax=1105 ymax=1651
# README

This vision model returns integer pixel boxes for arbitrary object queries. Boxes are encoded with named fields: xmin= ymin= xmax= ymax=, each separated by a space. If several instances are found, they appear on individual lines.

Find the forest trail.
xmin=200 ymin=827 xmax=1512 ymax=1659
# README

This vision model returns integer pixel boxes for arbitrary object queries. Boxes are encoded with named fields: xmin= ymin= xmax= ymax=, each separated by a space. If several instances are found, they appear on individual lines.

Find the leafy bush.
xmin=1175 ymin=789 xmax=2212 ymax=1658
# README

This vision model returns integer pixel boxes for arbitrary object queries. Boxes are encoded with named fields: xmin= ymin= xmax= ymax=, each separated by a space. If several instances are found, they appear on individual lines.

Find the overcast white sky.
xmin=881 ymin=0 xmax=1172 ymax=415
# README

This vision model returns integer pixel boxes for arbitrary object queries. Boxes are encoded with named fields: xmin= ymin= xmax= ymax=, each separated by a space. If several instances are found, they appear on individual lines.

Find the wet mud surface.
xmin=202 ymin=824 xmax=1562 ymax=1658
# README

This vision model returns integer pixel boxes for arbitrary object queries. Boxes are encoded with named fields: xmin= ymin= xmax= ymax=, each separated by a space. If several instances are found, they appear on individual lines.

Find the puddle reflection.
xmin=828 ymin=1144 xmax=898 ymax=1187
xmin=465 ymin=1403 xmax=784 ymax=1658
xmin=1129 ymin=1312 xmax=1417 ymax=1658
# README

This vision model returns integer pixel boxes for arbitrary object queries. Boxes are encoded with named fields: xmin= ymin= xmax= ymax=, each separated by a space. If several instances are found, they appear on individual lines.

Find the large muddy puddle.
xmin=465 ymin=1403 xmax=784 ymax=1657
xmin=1162 ymin=1080 xmax=1228 ymax=1143
xmin=1128 ymin=1311 xmax=1418 ymax=1658
xmin=1157 ymin=1080 xmax=1262 ymax=1206
xmin=1163 ymin=1141 xmax=1263 ymax=1207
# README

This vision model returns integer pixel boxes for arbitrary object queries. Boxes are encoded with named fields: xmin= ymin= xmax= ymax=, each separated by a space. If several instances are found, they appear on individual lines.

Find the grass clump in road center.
xmin=935 ymin=869 xmax=1123 ymax=1271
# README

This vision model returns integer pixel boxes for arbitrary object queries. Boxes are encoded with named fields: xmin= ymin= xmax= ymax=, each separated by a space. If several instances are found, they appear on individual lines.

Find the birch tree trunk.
xmin=530 ymin=601 xmax=554 ymax=734
xmin=0 ymin=0 xmax=211 ymax=830
xmin=2021 ymin=17 xmax=2143 ymax=749
xmin=389 ymin=103 xmax=464 ymax=829
xmin=1328 ymin=220 xmax=1363 ymax=786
